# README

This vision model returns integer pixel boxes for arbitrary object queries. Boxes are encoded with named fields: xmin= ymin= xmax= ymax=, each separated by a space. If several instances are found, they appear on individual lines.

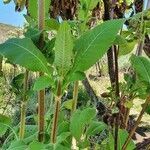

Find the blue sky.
xmin=0 ymin=0 xmax=149 ymax=27
xmin=0 ymin=1 xmax=26 ymax=27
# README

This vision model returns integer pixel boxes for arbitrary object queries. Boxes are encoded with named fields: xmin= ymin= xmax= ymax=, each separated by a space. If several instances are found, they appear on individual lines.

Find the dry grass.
xmin=86 ymin=64 xmax=150 ymax=125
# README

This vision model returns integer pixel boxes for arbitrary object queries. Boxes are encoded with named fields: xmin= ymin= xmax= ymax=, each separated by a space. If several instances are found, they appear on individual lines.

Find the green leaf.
xmin=57 ymin=121 xmax=70 ymax=135
xmin=0 ymin=38 xmax=51 ymax=75
xmin=24 ymin=15 xmax=37 ymax=27
xmin=45 ymin=19 xmax=60 ymax=31
xmin=87 ymin=0 xmax=100 ymax=10
xmin=113 ymin=34 xmax=137 ymax=56
xmin=11 ymin=73 xmax=24 ymax=90
xmin=28 ymin=0 xmax=38 ymax=20
xmin=0 ymin=114 xmax=11 ymax=136
xmin=131 ymin=55 xmax=150 ymax=85
xmin=124 ymin=101 xmax=134 ymax=109
xmin=119 ymin=40 xmax=136 ymax=56
xmin=24 ymin=28 xmax=42 ymax=44
xmin=74 ymin=19 xmax=125 ymax=72
xmin=86 ymin=121 xmax=107 ymax=136
xmin=7 ymin=140 xmax=27 ymax=150
xmin=54 ymin=22 xmax=73 ymax=77
xmin=70 ymin=108 xmax=96 ymax=140
xmin=28 ymin=0 xmax=51 ymax=20
xmin=33 ymin=75 xmax=54 ymax=91
xmin=57 ymin=132 xmax=71 ymax=144
xmin=54 ymin=144 xmax=70 ymax=150
xmin=62 ymin=99 xmax=73 ymax=110
xmin=68 ymin=71 xmax=86 ymax=82
xmin=28 ymin=141 xmax=46 ymax=150
xmin=108 ymin=129 xmax=136 ymax=150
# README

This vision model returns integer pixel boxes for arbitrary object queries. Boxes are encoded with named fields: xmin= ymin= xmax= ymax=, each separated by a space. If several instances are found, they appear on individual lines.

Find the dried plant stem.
xmin=71 ymin=81 xmax=79 ymax=113
xmin=38 ymin=0 xmax=45 ymax=142
xmin=124 ymin=108 xmax=130 ymax=129
xmin=122 ymin=95 xmax=150 ymax=150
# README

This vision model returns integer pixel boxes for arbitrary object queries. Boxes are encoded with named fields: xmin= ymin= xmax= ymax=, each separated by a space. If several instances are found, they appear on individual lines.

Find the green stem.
xmin=19 ymin=70 xmax=29 ymax=139
xmin=38 ymin=0 xmax=45 ymax=142
xmin=19 ymin=101 xmax=27 ymax=139
xmin=71 ymin=81 xmax=79 ymax=149
xmin=122 ymin=95 xmax=150 ymax=150
xmin=51 ymin=80 xmax=62 ymax=143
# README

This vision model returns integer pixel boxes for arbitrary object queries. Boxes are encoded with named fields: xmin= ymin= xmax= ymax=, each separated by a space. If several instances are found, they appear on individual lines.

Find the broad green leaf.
xmin=54 ymin=22 xmax=73 ymax=77
xmin=7 ymin=140 xmax=27 ymax=150
xmin=28 ymin=0 xmax=51 ymax=20
xmin=33 ymin=75 xmax=54 ymax=91
xmin=0 ymin=38 xmax=51 ymax=75
xmin=70 ymin=111 xmax=82 ymax=141
xmin=131 ymin=55 xmax=150 ymax=85
xmin=57 ymin=121 xmax=70 ymax=135
xmin=54 ymin=144 xmax=70 ymax=150
xmin=0 ymin=115 xmax=11 ymax=136
xmin=45 ymin=19 xmax=60 ymax=31
xmin=113 ymin=34 xmax=137 ymax=56
xmin=57 ymin=132 xmax=71 ymax=144
xmin=68 ymin=71 xmax=86 ymax=82
xmin=119 ymin=40 xmax=136 ymax=56
xmin=79 ymin=0 xmax=100 ymax=11
xmin=70 ymin=108 xmax=96 ymax=140
xmin=108 ymin=129 xmax=136 ymax=150
xmin=86 ymin=121 xmax=107 ymax=136
xmin=87 ymin=0 xmax=100 ymax=10
xmin=28 ymin=0 xmax=37 ymax=19
xmin=74 ymin=19 xmax=125 ymax=72
xmin=28 ymin=141 xmax=46 ymax=150
xmin=24 ymin=28 xmax=42 ymax=44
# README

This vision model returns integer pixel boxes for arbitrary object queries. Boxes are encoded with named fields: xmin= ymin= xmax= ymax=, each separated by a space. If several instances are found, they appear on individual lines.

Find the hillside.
xmin=0 ymin=23 xmax=21 ymax=43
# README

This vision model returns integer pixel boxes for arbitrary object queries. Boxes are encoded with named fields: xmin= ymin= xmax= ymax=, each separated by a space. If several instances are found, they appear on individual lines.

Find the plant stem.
xmin=38 ymin=0 xmax=45 ymax=142
xmin=51 ymin=80 xmax=62 ymax=144
xmin=71 ymin=81 xmax=79 ymax=113
xmin=114 ymin=45 xmax=120 ymax=98
xmin=71 ymin=81 xmax=79 ymax=150
xmin=19 ymin=70 xmax=29 ymax=139
xmin=113 ymin=39 xmax=120 ymax=150
xmin=122 ymin=95 xmax=150 ymax=150
xmin=38 ymin=77 xmax=45 ymax=142
xmin=19 ymin=101 xmax=27 ymax=139
xmin=124 ymin=108 xmax=130 ymax=129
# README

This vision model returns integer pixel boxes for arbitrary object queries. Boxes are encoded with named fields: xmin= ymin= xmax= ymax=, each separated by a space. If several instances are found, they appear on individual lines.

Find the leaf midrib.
xmin=75 ymin=20 xmax=119 ymax=70
xmin=6 ymin=41 xmax=50 ymax=75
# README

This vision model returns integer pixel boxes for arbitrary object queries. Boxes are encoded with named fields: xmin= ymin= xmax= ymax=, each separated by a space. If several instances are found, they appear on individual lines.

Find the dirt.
xmin=86 ymin=64 xmax=150 ymax=147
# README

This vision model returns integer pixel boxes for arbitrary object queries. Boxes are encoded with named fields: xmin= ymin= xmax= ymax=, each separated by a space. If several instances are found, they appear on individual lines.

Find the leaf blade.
xmin=74 ymin=19 xmax=125 ymax=71
xmin=54 ymin=21 xmax=73 ymax=77
xmin=0 ymin=38 xmax=51 ymax=75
